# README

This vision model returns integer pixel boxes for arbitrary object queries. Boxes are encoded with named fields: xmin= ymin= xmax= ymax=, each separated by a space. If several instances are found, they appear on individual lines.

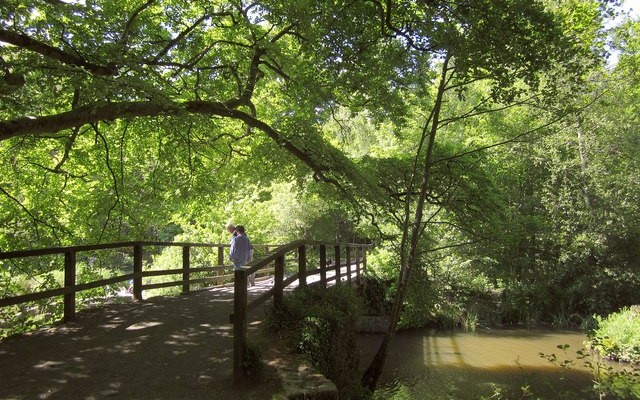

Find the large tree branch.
xmin=186 ymin=101 xmax=338 ymax=186
xmin=0 ymin=29 xmax=117 ymax=76
xmin=241 ymin=47 xmax=266 ymax=102
xmin=0 ymin=100 xmax=255 ymax=140
xmin=0 ymin=101 xmax=177 ymax=140
xmin=0 ymin=99 xmax=339 ymax=187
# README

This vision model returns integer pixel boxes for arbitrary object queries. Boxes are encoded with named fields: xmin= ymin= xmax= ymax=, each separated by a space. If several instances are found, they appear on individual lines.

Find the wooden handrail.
xmin=230 ymin=240 xmax=372 ymax=384
xmin=0 ymin=241 xmax=252 ymax=311
xmin=0 ymin=241 xmax=230 ymax=259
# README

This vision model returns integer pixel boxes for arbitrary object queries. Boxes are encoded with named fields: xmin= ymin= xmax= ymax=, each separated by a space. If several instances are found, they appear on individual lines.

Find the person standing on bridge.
xmin=244 ymin=226 xmax=256 ymax=286
xmin=226 ymin=222 xmax=237 ymax=237
xmin=229 ymin=224 xmax=253 ymax=283
xmin=227 ymin=223 xmax=255 ymax=285
xmin=225 ymin=222 xmax=256 ymax=286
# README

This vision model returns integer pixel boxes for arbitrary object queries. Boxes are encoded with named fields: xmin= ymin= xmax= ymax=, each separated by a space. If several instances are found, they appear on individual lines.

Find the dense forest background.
xmin=1 ymin=0 xmax=639 ymax=348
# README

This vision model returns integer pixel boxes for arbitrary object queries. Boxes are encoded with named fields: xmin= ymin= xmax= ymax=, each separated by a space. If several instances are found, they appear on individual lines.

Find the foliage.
xmin=0 ymin=249 xmax=133 ymax=338
xmin=242 ymin=341 xmax=265 ymax=378
xmin=366 ymin=236 xmax=498 ymax=331
xmin=370 ymin=382 xmax=413 ymax=400
xmin=356 ymin=275 xmax=395 ymax=317
xmin=365 ymin=247 xmax=402 ymax=280
xmin=264 ymin=284 xmax=367 ymax=398
xmin=541 ymin=343 xmax=640 ymax=399
xmin=0 ymin=300 xmax=61 ymax=339
xmin=590 ymin=306 xmax=640 ymax=364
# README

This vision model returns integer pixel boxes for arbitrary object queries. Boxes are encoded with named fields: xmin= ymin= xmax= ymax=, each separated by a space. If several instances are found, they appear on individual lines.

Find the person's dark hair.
xmin=236 ymin=225 xmax=246 ymax=234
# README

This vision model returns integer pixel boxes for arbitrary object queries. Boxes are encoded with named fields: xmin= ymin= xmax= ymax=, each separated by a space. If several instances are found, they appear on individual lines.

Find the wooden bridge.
xmin=0 ymin=240 xmax=371 ymax=394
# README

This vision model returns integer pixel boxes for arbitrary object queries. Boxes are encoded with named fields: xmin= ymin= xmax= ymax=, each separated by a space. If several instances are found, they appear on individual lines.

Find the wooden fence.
xmin=0 ymin=241 xmax=261 ymax=322
xmin=231 ymin=240 xmax=370 ymax=383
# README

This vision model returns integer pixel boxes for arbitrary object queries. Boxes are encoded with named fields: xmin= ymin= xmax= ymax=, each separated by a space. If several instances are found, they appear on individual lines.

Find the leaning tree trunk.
xmin=361 ymin=54 xmax=451 ymax=391
xmin=575 ymin=115 xmax=592 ymax=209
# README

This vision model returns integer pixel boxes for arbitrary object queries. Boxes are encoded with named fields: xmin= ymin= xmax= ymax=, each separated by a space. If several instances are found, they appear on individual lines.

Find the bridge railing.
xmin=231 ymin=240 xmax=371 ymax=384
xmin=0 ymin=241 xmax=274 ymax=323
xmin=0 ymin=239 xmax=372 ymax=384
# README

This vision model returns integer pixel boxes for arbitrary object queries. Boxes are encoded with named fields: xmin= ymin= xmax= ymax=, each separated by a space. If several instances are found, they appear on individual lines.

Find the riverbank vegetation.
xmin=265 ymin=284 xmax=369 ymax=399
xmin=590 ymin=306 xmax=640 ymax=365
xmin=1 ymin=0 xmax=640 ymax=396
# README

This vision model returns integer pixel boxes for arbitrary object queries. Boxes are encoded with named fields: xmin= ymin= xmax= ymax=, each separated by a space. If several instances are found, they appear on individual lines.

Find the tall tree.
xmin=354 ymin=0 xmax=608 ymax=389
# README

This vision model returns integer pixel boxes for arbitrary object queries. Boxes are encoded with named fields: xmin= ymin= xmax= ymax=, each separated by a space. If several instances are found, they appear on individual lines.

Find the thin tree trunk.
xmin=361 ymin=53 xmax=451 ymax=391
xmin=576 ymin=115 xmax=591 ymax=208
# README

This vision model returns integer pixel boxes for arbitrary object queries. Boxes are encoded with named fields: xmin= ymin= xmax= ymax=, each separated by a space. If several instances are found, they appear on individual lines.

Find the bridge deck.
xmin=0 ymin=279 xmax=282 ymax=400
xmin=0 ymin=267 xmax=357 ymax=400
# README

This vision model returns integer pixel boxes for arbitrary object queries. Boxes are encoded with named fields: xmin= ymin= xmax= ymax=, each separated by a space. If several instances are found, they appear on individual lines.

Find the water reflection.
xmin=359 ymin=328 xmax=595 ymax=399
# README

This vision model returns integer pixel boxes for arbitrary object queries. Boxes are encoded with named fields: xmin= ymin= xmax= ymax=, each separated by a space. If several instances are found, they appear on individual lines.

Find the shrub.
xmin=590 ymin=305 xmax=640 ymax=364
xmin=264 ymin=284 xmax=367 ymax=398
xmin=357 ymin=275 xmax=394 ymax=316
xmin=541 ymin=343 xmax=640 ymax=399
xmin=243 ymin=341 xmax=264 ymax=377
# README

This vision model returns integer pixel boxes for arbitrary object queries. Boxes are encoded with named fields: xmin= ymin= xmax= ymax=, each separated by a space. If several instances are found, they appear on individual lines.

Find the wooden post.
xmin=355 ymin=247 xmax=361 ymax=285
xmin=63 ymin=250 xmax=76 ymax=322
xmin=274 ymin=254 xmax=284 ymax=310
xmin=346 ymin=246 xmax=352 ymax=284
xmin=233 ymin=268 xmax=248 ymax=384
xmin=218 ymin=245 xmax=225 ymax=283
xmin=334 ymin=245 xmax=341 ymax=284
xmin=217 ymin=246 xmax=224 ymax=266
xmin=319 ymin=244 xmax=327 ymax=287
xmin=133 ymin=243 xmax=143 ymax=301
xmin=298 ymin=244 xmax=307 ymax=287
xmin=182 ymin=246 xmax=190 ymax=294
xmin=362 ymin=246 xmax=367 ymax=275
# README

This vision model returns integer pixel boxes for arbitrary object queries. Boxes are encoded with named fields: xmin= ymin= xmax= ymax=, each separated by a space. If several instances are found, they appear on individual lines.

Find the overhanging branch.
xmin=0 ymin=101 xmax=178 ymax=140
xmin=0 ymin=29 xmax=117 ymax=76
xmin=0 ymin=99 xmax=340 ymax=188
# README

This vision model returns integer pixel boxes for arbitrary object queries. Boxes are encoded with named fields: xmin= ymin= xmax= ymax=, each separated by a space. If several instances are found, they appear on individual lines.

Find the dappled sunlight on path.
xmin=0 ymin=283 xmax=279 ymax=400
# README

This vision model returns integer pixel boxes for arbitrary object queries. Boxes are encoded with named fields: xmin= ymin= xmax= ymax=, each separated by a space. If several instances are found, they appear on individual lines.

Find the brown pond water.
xmin=358 ymin=328 xmax=599 ymax=399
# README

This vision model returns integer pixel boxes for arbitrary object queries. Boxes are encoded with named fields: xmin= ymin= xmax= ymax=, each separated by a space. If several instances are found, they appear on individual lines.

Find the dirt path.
xmin=0 ymin=285 xmax=282 ymax=400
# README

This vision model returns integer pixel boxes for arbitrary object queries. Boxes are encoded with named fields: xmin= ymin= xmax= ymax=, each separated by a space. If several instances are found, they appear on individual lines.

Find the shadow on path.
xmin=0 ymin=282 xmax=280 ymax=400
